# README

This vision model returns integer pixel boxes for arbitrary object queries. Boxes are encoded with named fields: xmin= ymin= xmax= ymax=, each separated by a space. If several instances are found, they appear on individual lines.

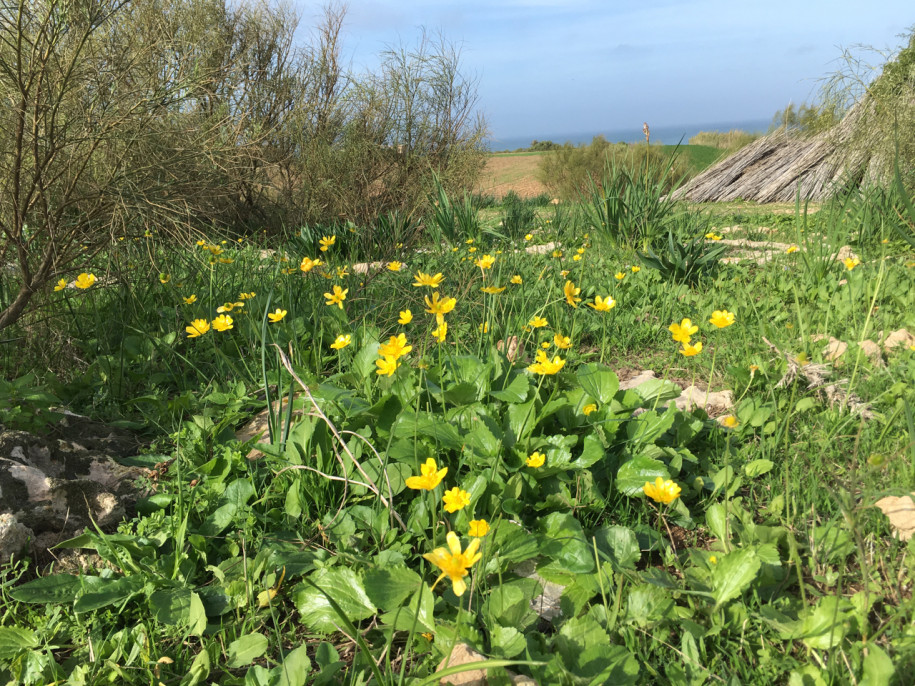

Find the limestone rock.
xmin=875 ymin=494 xmax=915 ymax=541
xmin=0 ymin=513 xmax=33 ymax=565
xmin=856 ymin=340 xmax=884 ymax=366
xmin=821 ymin=337 xmax=848 ymax=361
xmin=882 ymin=328 xmax=915 ymax=352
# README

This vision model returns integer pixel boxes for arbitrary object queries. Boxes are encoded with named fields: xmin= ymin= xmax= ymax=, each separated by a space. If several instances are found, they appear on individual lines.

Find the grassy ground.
xmin=2 ymin=183 xmax=915 ymax=685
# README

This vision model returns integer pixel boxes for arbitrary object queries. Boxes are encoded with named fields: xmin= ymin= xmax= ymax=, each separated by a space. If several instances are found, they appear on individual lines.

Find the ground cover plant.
xmin=2 ymin=164 xmax=915 ymax=685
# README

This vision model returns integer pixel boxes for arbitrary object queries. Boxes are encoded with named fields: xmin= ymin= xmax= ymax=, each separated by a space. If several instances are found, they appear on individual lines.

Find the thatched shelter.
xmin=674 ymin=35 xmax=915 ymax=203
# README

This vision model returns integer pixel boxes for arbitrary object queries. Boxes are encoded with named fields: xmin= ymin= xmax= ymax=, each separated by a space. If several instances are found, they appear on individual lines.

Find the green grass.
xmin=2 ymin=185 xmax=915 ymax=685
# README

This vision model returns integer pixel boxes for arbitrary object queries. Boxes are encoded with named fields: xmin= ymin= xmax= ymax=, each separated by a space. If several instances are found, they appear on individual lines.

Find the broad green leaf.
xmin=483 ymin=579 xmax=539 ymax=629
xmin=227 ymin=633 xmax=269 ymax=668
xmin=379 ymin=582 xmax=434 ymax=633
xmin=539 ymin=512 xmax=595 ymax=574
xmin=351 ymin=340 xmax=380 ymax=381
xmin=443 ymin=381 xmax=479 ymax=405
xmin=744 ymin=459 xmax=774 ymax=477
xmin=625 ymin=584 xmax=674 ymax=627
xmin=490 ymin=373 xmax=530 ymax=403
xmin=200 ymin=478 xmax=255 ymax=537
xmin=9 ymin=573 xmax=81 ymax=604
xmin=577 ymin=363 xmax=619 ymax=404
xmin=490 ymin=625 xmax=526 ymax=658
xmin=798 ymin=596 xmax=850 ymax=650
xmin=493 ymin=522 xmax=539 ymax=565
xmin=572 ymin=432 xmax=606 ymax=469
xmin=294 ymin=568 xmax=376 ymax=633
xmin=180 ymin=646 xmax=210 ymax=686
xmin=276 ymin=644 xmax=311 ymax=686
xmin=711 ymin=548 xmax=761 ymax=609
xmin=705 ymin=503 xmax=730 ymax=543
xmin=626 ymin=407 xmax=676 ymax=445
xmin=506 ymin=397 xmax=537 ymax=442
xmin=0 ymin=627 xmax=38 ymax=660
xmin=630 ymin=377 xmax=681 ymax=404
xmin=393 ymin=411 xmax=463 ymax=450
xmin=74 ymin=576 xmax=142 ymax=613
xmin=363 ymin=566 xmax=422 ymax=610
xmin=860 ymin=645 xmax=895 ymax=686
xmin=615 ymin=456 xmax=669 ymax=496
xmin=149 ymin=589 xmax=207 ymax=635
xmin=464 ymin=419 xmax=502 ymax=457
xmin=593 ymin=525 xmax=640 ymax=570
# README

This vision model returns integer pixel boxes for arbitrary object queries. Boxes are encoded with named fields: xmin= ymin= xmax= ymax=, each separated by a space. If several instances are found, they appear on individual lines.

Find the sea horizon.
xmin=485 ymin=117 xmax=772 ymax=152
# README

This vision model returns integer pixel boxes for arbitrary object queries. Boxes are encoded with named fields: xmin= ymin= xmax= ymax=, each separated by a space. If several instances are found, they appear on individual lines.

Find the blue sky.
xmin=293 ymin=1 xmax=913 ymax=140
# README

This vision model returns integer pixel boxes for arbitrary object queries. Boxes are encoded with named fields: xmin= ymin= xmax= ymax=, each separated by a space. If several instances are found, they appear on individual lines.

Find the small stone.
xmin=821 ymin=337 xmax=848 ymax=361
xmin=857 ymin=340 xmax=884 ymax=366
xmin=883 ymin=329 xmax=915 ymax=352
xmin=0 ymin=513 xmax=34 ymax=565
xmin=438 ymin=643 xmax=489 ymax=686
xmin=875 ymin=494 xmax=915 ymax=541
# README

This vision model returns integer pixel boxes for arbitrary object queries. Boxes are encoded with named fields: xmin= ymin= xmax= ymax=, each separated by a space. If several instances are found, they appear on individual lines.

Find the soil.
xmin=474 ymin=154 xmax=551 ymax=200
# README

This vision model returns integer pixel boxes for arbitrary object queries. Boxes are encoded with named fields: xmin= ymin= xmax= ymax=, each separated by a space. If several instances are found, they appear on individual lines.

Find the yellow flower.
xmin=324 ymin=285 xmax=348 ymax=309
xmin=705 ymin=232 xmax=722 ymax=241
xmin=576 ymin=247 xmax=586 ymax=255
xmin=631 ymin=265 xmax=641 ymax=273
xmin=468 ymin=246 xmax=477 ymax=253
xmin=387 ymin=261 xmax=402 ymax=272
xmin=432 ymin=321 xmax=448 ymax=342
xmin=474 ymin=254 xmax=495 ymax=270
xmin=478 ymin=322 xmax=489 ymax=333
xmin=398 ymin=309 xmax=413 ymax=325
xmin=300 ymin=256 xmax=323 ymax=273
xmin=319 ymin=235 xmax=336 ymax=252
xmin=424 ymin=292 xmax=457 ymax=324
xmin=336 ymin=266 xmax=349 ymax=278
xmin=614 ymin=271 xmax=625 ymax=280
xmin=217 ymin=301 xmax=244 ymax=313
xmin=206 ymin=244 xmax=223 ymax=255
xmin=54 ymin=278 xmax=67 ymax=291
xmin=709 ymin=555 xmax=717 ymax=564
xmin=528 ymin=316 xmax=548 ymax=329
xmin=465 ymin=238 xmax=475 ymax=244
xmin=844 ymin=256 xmax=861 ymax=271
xmin=330 ymin=334 xmax=351 ymax=350
xmin=196 ymin=239 xmax=207 ymax=247
xmin=74 ymin=273 xmax=96 ymax=289
xmin=589 ymin=295 xmax=616 ymax=312
xmin=423 ymin=531 xmax=482 ymax=597
xmin=239 ymin=291 xmax=256 ymax=300
xmin=679 ymin=341 xmax=703 ymax=357
xmin=526 ymin=451 xmax=546 ymax=468
xmin=375 ymin=356 xmax=399 ymax=376
xmin=583 ymin=403 xmax=597 ymax=416
xmin=786 ymin=245 xmax=799 ymax=254
xmin=552 ymin=250 xmax=562 ymax=258
xmin=279 ymin=266 xmax=295 ymax=273
xmin=267 ymin=309 xmax=287 ymax=323
xmin=541 ymin=341 xmax=551 ymax=349
xmin=642 ymin=476 xmax=681 ymax=504
xmin=378 ymin=333 xmax=412 ymax=360
xmin=442 ymin=487 xmax=471 ymax=513
xmin=468 ymin=519 xmax=490 ymax=537
xmin=560 ymin=269 xmax=570 ymax=278
xmin=528 ymin=350 xmax=565 ymax=375
xmin=524 ymin=233 xmax=533 ymax=241
xmin=406 ymin=457 xmax=448 ymax=490
xmin=510 ymin=275 xmax=523 ymax=285
xmin=186 ymin=319 xmax=210 ymax=338
xmin=553 ymin=333 xmax=572 ymax=349
xmin=721 ymin=415 xmax=739 ymax=428
xmin=669 ymin=318 xmax=698 ymax=343
xmin=709 ymin=309 xmax=735 ymax=329
xmin=563 ymin=280 xmax=581 ymax=308
xmin=480 ymin=286 xmax=506 ymax=294
xmin=183 ymin=295 xmax=197 ymax=305
xmin=413 ymin=271 xmax=444 ymax=288
xmin=212 ymin=315 xmax=234 ymax=332
xmin=159 ymin=274 xmax=170 ymax=284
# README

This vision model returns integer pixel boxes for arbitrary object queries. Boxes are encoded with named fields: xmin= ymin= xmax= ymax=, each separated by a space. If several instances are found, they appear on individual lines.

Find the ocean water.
xmin=486 ymin=118 xmax=772 ymax=152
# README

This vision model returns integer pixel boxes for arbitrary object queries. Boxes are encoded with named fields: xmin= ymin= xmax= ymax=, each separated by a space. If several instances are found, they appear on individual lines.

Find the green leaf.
xmin=705 ymin=503 xmax=730 ymax=543
xmin=8 ymin=573 xmax=81 ymax=604
xmin=0 ymin=627 xmax=38 ymax=660
xmin=490 ymin=625 xmax=526 ymax=658
xmin=73 ymin=576 xmax=142 ymax=613
xmin=227 ymin=633 xmax=269 ymax=668
xmin=200 ymin=478 xmax=254 ymax=536
xmin=294 ymin=568 xmax=376 ymax=633
xmin=276 ymin=645 xmax=311 ymax=686
xmin=351 ymin=340 xmax=380 ymax=381
xmin=576 ymin=364 xmax=619 ymax=404
xmin=711 ymin=548 xmax=761 ymax=609
xmin=744 ymin=459 xmax=774 ymax=477
xmin=593 ymin=525 xmax=640 ymax=570
xmin=615 ymin=456 xmax=669 ymax=496
xmin=626 ymin=407 xmax=676 ymax=445
xmin=379 ymin=583 xmax=435 ymax=633
xmin=538 ymin=512 xmax=595 ymax=574
xmin=149 ymin=589 xmax=207 ymax=635
xmin=180 ymin=647 xmax=210 ymax=686
xmin=573 ymin=433 xmax=606 ymax=469
xmin=625 ymin=584 xmax=674 ymax=627
xmin=860 ymin=645 xmax=895 ymax=686
xmin=464 ymin=420 xmax=502 ymax=458
xmin=393 ymin=411 xmax=463 ymax=450
xmin=363 ymin=566 xmax=422 ymax=610
xmin=798 ymin=596 xmax=850 ymax=650
xmin=483 ymin=579 xmax=539 ymax=629
xmin=490 ymin=373 xmax=530 ymax=403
